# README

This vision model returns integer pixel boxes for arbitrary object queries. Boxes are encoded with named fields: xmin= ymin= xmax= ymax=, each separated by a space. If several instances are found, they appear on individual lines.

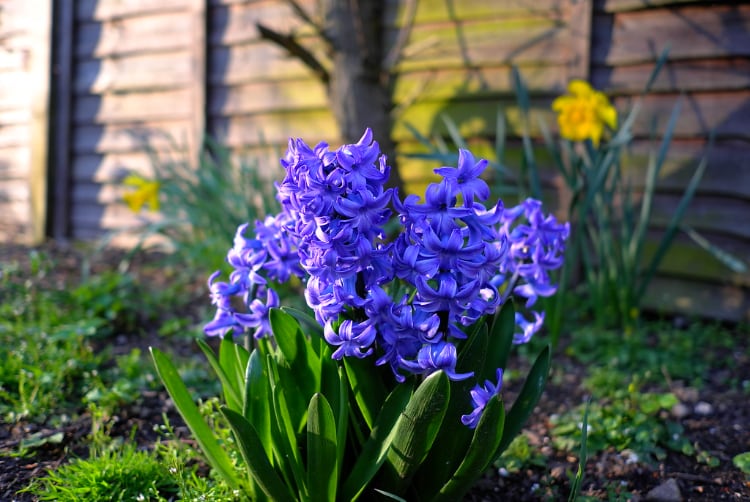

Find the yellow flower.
xmin=552 ymin=80 xmax=617 ymax=147
xmin=122 ymin=174 xmax=160 ymax=213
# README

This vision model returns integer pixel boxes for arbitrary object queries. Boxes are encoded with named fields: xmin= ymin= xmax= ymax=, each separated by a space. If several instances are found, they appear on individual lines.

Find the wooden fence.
xmin=0 ymin=0 xmax=748 ymax=320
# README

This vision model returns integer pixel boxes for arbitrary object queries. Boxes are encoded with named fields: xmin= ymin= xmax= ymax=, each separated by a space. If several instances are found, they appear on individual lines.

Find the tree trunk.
xmin=322 ymin=0 xmax=403 ymax=193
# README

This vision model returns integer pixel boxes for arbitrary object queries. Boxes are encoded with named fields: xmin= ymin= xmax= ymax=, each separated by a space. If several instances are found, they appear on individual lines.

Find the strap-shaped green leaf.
xmin=341 ymin=382 xmax=412 ymax=501
xmin=221 ymin=407 xmax=295 ymax=502
xmin=150 ymin=348 xmax=240 ymax=490
xmin=344 ymin=356 xmax=388 ymax=431
xmin=416 ymin=324 xmax=489 ymax=496
xmin=497 ymin=345 xmax=551 ymax=455
xmin=222 ymin=337 xmax=250 ymax=402
xmin=270 ymin=376 xmax=308 ymax=498
xmin=281 ymin=306 xmax=324 ymax=340
xmin=196 ymin=338 xmax=242 ymax=413
xmin=307 ymin=393 xmax=338 ymax=502
xmin=243 ymin=349 xmax=272 ymax=462
xmin=435 ymin=396 xmax=506 ymax=500
xmin=270 ymin=308 xmax=321 ymax=428
xmin=384 ymin=371 xmax=450 ymax=494
xmin=481 ymin=301 xmax=515 ymax=382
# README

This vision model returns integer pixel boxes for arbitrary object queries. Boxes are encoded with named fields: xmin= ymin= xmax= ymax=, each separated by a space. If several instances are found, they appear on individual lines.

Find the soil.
xmin=1 ymin=242 xmax=749 ymax=501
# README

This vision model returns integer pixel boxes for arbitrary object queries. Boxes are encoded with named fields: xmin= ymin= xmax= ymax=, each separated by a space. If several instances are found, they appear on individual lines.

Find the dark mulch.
xmin=1 ymin=242 xmax=749 ymax=501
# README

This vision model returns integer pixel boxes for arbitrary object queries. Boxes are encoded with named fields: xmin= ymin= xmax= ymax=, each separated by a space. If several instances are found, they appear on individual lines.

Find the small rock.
xmin=550 ymin=466 xmax=565 ymax=479
xmin=646 ymin=478 xmax=682 ymax=502
xmin=694 ymin=401 xmax=714 ymax=416
xmin=671 ymin=403 xmax=690 ymax=419
xmin=674 ymin=386 xmax=699 ymax=403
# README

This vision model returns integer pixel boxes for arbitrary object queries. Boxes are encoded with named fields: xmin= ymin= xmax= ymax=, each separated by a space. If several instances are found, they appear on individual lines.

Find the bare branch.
xmin=256 ymin=22 xmax=330 ymax=86
xmin=382 ymin=0 xmax=417 ymax=73
xmin=284 ymin=0 xmax=332 ymax=46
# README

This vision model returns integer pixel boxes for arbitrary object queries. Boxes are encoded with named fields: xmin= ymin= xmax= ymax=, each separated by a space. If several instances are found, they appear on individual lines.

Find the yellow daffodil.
xmin=122 ymin=174 xmax=160 ymax=213
xmin=552 ymin=80 xmax=617 ymax=147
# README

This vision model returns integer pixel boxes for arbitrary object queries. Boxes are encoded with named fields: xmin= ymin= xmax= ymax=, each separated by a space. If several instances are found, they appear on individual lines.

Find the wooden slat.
xmin=75 ymin=0 xmax=188 ymax=22
xmin=649 ymin=193 xmax=750 ymax=240
xmin=72 ymin=152 xmax=159 ymax=183
xmin=644 ymin=276 xmax=749 ymax=322
xmin=70 ymin=201 xmax=154 ymax=230
xmin=76 ymin=13 xmax=192 ymax=58
xmin=395 ymin=99 xmax=555 ymax=141
xmin=209 ymin=80 xmax=328 ymax=116
xmin=72 ymin=121 xmax=192 ymax=154
xmin=592 ymin=4 xmax=750 ymax=65
xmin=621 ymin=140 xmax=750 ymax=200
xmin=593 ymin=59 xmax=750 ymax=94
xmin=0 ymin=71 xmax=30 ymax=110
xmin=209 ymin=111 xmax=339 ymax=148
xmin=0 ymin=124 xmax=30 ymax=149
xmin=643 ymin=231 xmax=750 ymax=287
xmin=598 ymin=0 xmax=703 ymax=13
xmin=616 ymin=91 xmax=750 ymax=140
xmin=385 ymin=0 xmax=567 ymax=25
xmin=75 ymin=52 xmax=192 ymax=94
xmin=0 ymin=147 xmax=30 ymax=178
xmin=208 ymin=1 xmax=310 ymax=46
xmin=73 ymin=89 xmax=194 ymax=124
xmin=393 ymin=18 xmax=573 ymax=71
xmin=0 ymin=108 xmax=32 ymax=126
xmin=209 ymin=41 xmax=327 ymax=84
xmin=393 ymin=65 xmax=569 ymax=102
xmin=72 ymin=182 xmax=121 ymax=205
xmin=0 ymin=178 xmax=30 ymax=201
xmin=0 ymin=49 xmax=28 ymax=71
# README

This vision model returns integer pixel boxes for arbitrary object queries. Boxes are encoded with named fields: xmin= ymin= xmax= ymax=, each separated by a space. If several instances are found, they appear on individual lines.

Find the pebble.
xmin=671 ymin=403 xmax=690 ymax=419
xmin=694 ymin=401 xmax=714 ymax=416
xmin=646 ymin=478 xmax=682 ymax=502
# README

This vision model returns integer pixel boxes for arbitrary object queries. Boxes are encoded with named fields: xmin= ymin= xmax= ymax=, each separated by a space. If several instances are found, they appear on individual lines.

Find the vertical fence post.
xmin=49 ymin=0 xmax=74 ymax=240
xmin=189 ymin=0 xmax=208 ymax=167
xmin=28 ymin=0 xmax=54 ymax=243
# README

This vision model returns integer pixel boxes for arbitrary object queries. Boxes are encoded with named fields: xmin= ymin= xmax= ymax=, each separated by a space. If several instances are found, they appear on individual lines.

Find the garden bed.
xmin=1 ymin=242 xmax=748 ymax=501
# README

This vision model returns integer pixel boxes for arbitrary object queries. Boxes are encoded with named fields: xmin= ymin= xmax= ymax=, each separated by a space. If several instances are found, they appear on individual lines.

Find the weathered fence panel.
xmin=0 ymin=0 xmax=747 ymax=319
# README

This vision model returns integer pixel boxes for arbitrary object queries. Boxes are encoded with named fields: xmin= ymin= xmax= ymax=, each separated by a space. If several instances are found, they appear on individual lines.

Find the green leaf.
xmin=221 ymin=407 xmax=296 ymax=502
xmin=196 ymin=338 xmax=242 ymax=413
xmin=307 ymin=393 xmax=338 ymax=502
xmin=416 ymin=324 xmax=489 ymax=496
xmin=244 ymin=349 xmax=272 ymax=461
xmin=732 ymin=452 xmax=750 ymax=475
xmin=482 ymin=301 xmax=516 ymax=382
xmin=384 ymin=371 xmax=450 ymax=494
xmin=497 ymin=345 xmax=551 ymax=454
xmin=681 ymin=224 xmax=747 ymax=273
xmin=341 ymin=383 xmax=413 ymax=501
xmin=434 ymin=396 xmax=506 ymax=500
xmin=282 ymin=306 xmax=324 ymax=339
xmin=637 ymin=129 xmax=709 ymax=300
xmin=270 ymin=371 xmax=308 ymax=498
xmin=441 ymin=115 xmax=470 ymax=151
xmin=568 ymin=398 xmax=590 ymax=502
xmin=270 ymin=308 xmax=321 ymax=431
xmin=150 ymin=348 xmax=240 ymax=490
xmin=344 ymin=356 xmax=389 ymax=431
xmin=220 ymin=336 xmax=249 ymax=406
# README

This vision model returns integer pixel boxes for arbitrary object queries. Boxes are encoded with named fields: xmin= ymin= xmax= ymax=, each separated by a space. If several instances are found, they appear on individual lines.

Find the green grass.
xmin=22 ymin=443 xmax=179 ymax=501
xmin=0 ymin=250 xmax=201 ymax=425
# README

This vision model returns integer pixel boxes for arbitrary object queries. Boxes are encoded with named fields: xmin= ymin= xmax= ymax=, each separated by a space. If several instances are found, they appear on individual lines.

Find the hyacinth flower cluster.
xmin=205 ymin=128 xmax=568 ymax=428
